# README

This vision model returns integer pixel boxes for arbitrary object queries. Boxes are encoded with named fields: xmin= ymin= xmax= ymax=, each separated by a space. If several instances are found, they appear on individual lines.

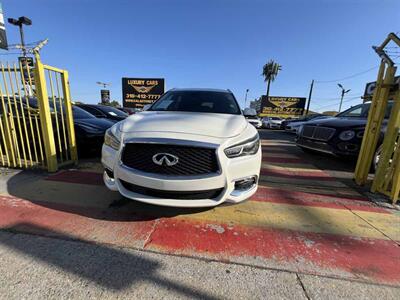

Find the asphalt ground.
xmin=0 ymin=129 xmax=399 ymax=299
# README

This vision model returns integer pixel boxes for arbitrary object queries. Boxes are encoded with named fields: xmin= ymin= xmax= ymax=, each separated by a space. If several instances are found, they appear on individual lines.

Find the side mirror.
xmin=142 ymin=104 xmax=151 ymax=111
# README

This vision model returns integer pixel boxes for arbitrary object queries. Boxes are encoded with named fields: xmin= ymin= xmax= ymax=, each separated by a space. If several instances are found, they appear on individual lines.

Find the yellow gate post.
xmin=61 ymin=70 xmax=78 ymax=163
xmin=354 ymin=32 xmax=400 ymax=203
xmin=354 ymin=62 xmax=396 ymax=185
xmin=34 ymin=52 xmax=58 ymax=172
xmin=372 ymin=89 xmax=400 ymax=193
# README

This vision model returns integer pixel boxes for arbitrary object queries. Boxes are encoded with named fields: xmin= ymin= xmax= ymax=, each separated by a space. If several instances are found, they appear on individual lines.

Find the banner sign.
xmin=260 ymin=96 xmax=306 ymax=117
xmin=100 ymin=89 xmax=110 ymax=104
xmin=122 ymin=78 xmax=165 ymax=109
xmin=363 ymin=76 xmax=400 ymax=100
xmin=0 ymin=3 xmax=7 ymax=50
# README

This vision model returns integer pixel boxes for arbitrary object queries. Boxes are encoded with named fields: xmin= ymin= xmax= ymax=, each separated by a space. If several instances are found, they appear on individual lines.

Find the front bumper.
xmin=101 ymin=139 xmax=262 ymax=207
xmin=296 ymin=137 xmax=359 ymax=156
xmin=249 ymin=122 xmax=262 ymax=128
xmin=285 ymin=126 xmax=299 ymax=133
xmin=269 ymin=123 xmax=281 ymax=129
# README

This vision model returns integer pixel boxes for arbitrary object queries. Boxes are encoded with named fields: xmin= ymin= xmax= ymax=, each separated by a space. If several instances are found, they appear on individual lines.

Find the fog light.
xmin=105 ymin=168 xmax=114 ymax=179
xmin=234 ymin=176 xmax=257 ymax=191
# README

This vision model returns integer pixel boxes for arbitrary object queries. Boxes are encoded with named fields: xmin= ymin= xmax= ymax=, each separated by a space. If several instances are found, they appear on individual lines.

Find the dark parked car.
xmin=72 ymin=106 xmax=115 ymax=154
xmin=1 ymin=97 xmax=114 ymax=156
xmin=116 ymin=107 xmax=136 ymax=115
xmin=76 ymin=104 xmax=128 ymax=123
xmin=295 ymin=102 xmax=393 ymax=169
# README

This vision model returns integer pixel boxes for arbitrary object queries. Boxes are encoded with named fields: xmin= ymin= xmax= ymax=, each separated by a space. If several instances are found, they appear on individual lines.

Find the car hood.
xmin=120 ymin=111 xmax=247 ymax=138
xmin=305 ymin=117 xmax=369 ymax=128
xmin=75 ymin=118 xmax=115 ymax=130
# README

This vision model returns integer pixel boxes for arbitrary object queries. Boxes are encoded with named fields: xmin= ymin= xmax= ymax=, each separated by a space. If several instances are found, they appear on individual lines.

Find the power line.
xmin=312 ymin=96 xmax=361 ymax=110
xmin=0 ymin=52 xmax=24 ymax=55
xmin=314 ymin=66 xmax=378 ymax=83
xmin=314 ymin=93 xmax=362 ymax=102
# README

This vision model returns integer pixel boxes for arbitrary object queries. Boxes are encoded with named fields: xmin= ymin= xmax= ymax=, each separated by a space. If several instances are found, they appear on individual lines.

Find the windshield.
xmin=271 ymin=117 xmax=281 ymax=120
xmin=72 ymin=106 xmax=96 ymax=119
xmin=150 ymin=91 xmax=241 ymax=115
xmin=336 ymin=103 xmax=371 ymax=118
xmin=97 ymin=105 xmax=128 ymax=117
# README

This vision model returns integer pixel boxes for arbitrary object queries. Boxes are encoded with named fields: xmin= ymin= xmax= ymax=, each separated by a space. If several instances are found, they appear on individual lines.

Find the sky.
xmin=1 ymin=0 xmax=399 ymax=112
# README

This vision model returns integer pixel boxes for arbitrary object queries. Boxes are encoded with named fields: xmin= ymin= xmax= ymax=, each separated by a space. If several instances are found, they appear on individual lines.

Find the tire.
xmin=372 ymin=145 xmax=382 ymax=172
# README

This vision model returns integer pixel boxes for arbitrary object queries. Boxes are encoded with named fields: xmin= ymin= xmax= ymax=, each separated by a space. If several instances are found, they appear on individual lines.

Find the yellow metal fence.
xmin=354 ymin=32 xmax=400 ymax=204
xmin=0 ymin=53 xmax=77 ymax=172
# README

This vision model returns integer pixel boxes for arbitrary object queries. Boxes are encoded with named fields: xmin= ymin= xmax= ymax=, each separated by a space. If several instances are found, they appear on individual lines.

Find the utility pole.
xmin=7 ymin=16 xmax=32 ymax=57
xmin=305 ymin=79 xmax=314 ymax=115
xmin=337 ymin=83 xmax=351 ymax=113
xmin=244 ymin=89 xmax=249 ymax=108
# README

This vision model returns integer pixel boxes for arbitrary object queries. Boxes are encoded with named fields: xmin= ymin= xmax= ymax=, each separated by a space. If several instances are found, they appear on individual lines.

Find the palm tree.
xmin=262 ymin=60 xmax=282 ymax=99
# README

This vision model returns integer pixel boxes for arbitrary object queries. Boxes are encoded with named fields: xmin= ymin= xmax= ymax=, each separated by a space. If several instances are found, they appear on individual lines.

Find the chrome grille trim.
xmin=301 ymin=126 xmax=336 ymax=141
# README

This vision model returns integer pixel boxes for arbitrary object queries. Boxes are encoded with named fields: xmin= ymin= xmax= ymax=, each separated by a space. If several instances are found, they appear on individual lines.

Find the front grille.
xmin=120 ymin=180 xmax=223 ymax=200
xmin=301 ymin=126 xmax=336 ymax=141
xmin=121 ymin=143 xmax=219 ymax=176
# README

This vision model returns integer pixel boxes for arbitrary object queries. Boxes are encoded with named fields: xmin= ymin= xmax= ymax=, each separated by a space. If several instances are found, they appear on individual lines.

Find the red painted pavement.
xmin=251 ymin=186 xmax=389 ymax=214
xmin=0 ymin=193 xmax=398 ymax=285
xmin=260 ymin=168 xmax=336 ymax=181
xmin=145 ymin=218 xmax=400 ymax=284
xmin=0 ymin=195 xmax=155 ymax=248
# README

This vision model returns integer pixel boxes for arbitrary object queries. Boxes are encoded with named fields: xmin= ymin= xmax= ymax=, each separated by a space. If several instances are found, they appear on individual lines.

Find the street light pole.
xmin=18 ymin=23 xmax=26 ymax=57
xmin=337 ymin=83 xmax=351 ymax=113
xmin=7 ymin=16 xmax=32 ymax=57
xmin=244 ymin=89 xmax=249 ymax=108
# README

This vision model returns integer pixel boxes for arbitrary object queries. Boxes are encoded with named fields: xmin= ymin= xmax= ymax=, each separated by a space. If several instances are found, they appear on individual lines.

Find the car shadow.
xmin=5 ymin=168 xmax=214 ymax=222
xmin=0 ymin=223 xmax=219 ymax=299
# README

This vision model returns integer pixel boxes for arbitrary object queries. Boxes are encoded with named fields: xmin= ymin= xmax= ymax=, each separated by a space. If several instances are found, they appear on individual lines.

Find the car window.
xmin=82 ymin=106 xmax=105 ymax=117
xmin=337 ymin=104 xmax=370 ymax=118
xmin=150 ymin=91 xmax=241 ymax=115
xmin=73 ymin=106 xmax=96 ymax=119
xmin=97 ymin=105 xmax=128 ymax=117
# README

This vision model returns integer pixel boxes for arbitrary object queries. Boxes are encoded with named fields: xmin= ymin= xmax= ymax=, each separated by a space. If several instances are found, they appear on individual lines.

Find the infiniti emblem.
xmin=152 ymin=153 xmax=179 ymax=166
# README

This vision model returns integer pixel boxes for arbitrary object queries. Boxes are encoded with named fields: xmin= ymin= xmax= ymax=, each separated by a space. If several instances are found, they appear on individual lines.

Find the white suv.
xmin=102 ymin=88 xmax=262 ymax=207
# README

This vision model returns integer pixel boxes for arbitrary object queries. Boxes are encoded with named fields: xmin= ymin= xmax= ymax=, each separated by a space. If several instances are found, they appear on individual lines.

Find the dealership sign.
xmin=260 ymin=96 xmax=306 ymax=117
xmin=122 ymin=78 xmax=165 ymax=109
xmin=363 ymin=76 xmax=400 ymax=99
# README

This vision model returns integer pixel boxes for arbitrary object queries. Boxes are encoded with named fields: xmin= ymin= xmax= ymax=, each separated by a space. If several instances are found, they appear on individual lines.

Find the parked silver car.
xmin=262 ymin=117 xmax=283 ymax=129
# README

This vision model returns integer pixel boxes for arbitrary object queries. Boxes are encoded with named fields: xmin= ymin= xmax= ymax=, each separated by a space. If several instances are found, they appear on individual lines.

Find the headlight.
xmin=104 ymin=123 xmax=122 ymax=150
xmin=339 ymin=130 xmax=355 ymax=141
xmin=224 ymin=134 xmax=260 ymax=158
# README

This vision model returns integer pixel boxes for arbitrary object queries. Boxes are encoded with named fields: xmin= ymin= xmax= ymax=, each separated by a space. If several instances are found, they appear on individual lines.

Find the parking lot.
xmin=0 ymin=129 xmax=399 ymax=299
